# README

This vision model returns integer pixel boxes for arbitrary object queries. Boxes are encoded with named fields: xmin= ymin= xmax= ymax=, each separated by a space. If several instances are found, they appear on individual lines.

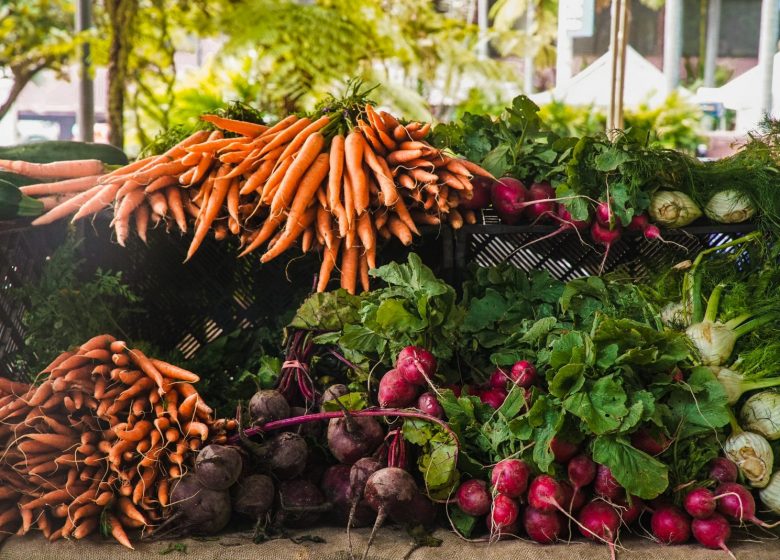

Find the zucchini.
xmin=0 ymin=141 xmax=128 ymax=166
xmin=0 ymin=179 xmax=43 ymax=219
xmin=0 ymin=171 xmax=38 ymax=188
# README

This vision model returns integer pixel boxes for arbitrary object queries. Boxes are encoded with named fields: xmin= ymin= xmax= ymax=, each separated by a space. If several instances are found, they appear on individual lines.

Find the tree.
xmin=0 ymin=0 xmax=77 ymax=121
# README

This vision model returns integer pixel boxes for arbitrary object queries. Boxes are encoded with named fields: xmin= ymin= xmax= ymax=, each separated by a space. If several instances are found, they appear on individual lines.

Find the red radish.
xmin=378 ymin=369 xmax=418 ymax=408
xmin=524 ymin=182 xmax=556 ymax=223
xmin=490 ymin=494 xmax=520 ymax=532
xmin=557 ymin=205 xmax=589 ymax=230
xmin=523 ymin=507 xmax=563 ymax=544
xmin=591 ymin=221 xmax=622 ymax=274
xmin=550 ymin=437 xmax=579 ymax=463
xmin=444 ymin=384 xmax=462 ymax=397
xmin=627 ymin=213 xmax=649 ymax=231
xmin=507 ymin=204 xmax=591 ymax=255
xmin=630 ymin=428 xmax=669 ymax=456
xmin=684 ymin=487 xmax=717 ymax=519
xmin=559 ymin=480 xmax=586 ymax=512
xmin=568 ymin=454 xmax=597 ymax=493
xmin=594 ymin=465 xmax=624 ymax=501
xmin=651 ymin=505 xmax=691 ymax=544
xmin=510 ymin=360 xmax=537 ymax=388
xmin=479 ymin=387 xmax=507 ymax=409
xmin=528 ymin=475 xmax=565 ymax=513
xmin=416 ymin=392 xmax=443 ymax=418
xmin=691 ymin=514 xmax=734 ymax=558
xmin=709 ymin=457 xmax=738 ymax=484
xmin=489 ymin=368 xmax=510 ymax=389
xmin=491 ymin=459 xmax=531 ymax=499
xmin=715 ymin=482 xmax=779 ymax=528
xmin=460 ymin=176 xmax=492 ymax=210
xmin=396 ymin=346 xmax=437 ymax=386
xmin=578 ymin=500 xmax=620 ymax=560
xmin=615 ymin=496 xmax=645 ymax=525
xmin=491 ymin=519 xmax=519 ymax=538
xmin=595 ymin=200 xmax=619 ymax=227
xmin=491 ymin=177 xmax=528 ymax=225
xmin=643 ymin=224 xmax=662 ymax=241
xmin=456 ymin=479 xmax=491 ymax=517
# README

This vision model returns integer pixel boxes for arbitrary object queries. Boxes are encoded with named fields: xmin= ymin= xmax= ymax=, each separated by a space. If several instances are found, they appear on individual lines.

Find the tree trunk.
xmin=0 ymin=70 xmax=35 ymax=122
xmin=106 ymin=0 xmax=136 ymax=149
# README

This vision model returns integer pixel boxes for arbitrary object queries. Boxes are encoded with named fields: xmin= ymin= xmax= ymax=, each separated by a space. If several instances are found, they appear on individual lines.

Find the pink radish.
xmin=524 ymin=182 xmax=556 ymax=223
xmin=591 ymin=221 xmax=622 ymax=275
xmin=490 ymin=494 xmax=520 ymax=533
xmin=491 ymin=459 xmax=531 ymax=499
xmin=550 ymin=437 xmax=579 ymax=463
xmin=614 ymin=496 xmax=645 ymax=525
xmin=378 ymin=369 xmax=417 ymax=408
xmin=651 ymin=505 xmax=691 ymax=544
xmin=528 ymin=475 xmax=565 ymax=513
xmin=709 ymin=457 xmax=738 ymax=484
xmin=396 ymin=346 xmax=437 ymax=386
xmin=444 ymin=384 xmax=462 ymax=397
xmin=594 ymin=464 xmax=624 ymax=501
xmin=715 ymin=482 xmax=780 ymax=528
xmin=578 ymin=500 xmax=621 ymax=560
xmin=491 ymin=177 xmax=528 ymax=225
xmin=456 ymin=479 xmax=491 ymax=517
xmin=460 ymin=176 xmax=492 ymax=210
xmin=504 ymin=204 xmax=591 ymax=256
xmin=560 ymin=480 xmax=586 ymax=512
xmin=684 ymin=487 xmax=717 ymax=519
xmin=510 ymin=360 xmax=537 ymax=388
xmin=630 ymin=428 xmax=669 ymax=456
xmin=479 ymin=387 xmax=507 ymax=409
xmin=627 ymin=213 xmax=649 ymax=231
xmin=523 ymin=507 xmax=563 ymax=544
xmin=595 ymin=200 xmax=619 ymax=227
xmin=568 ymin=454 xmax=597 ymax=494
xmin=489 ymin=368 xmax=510 ymax=389
xmin=691 ymin=514 xmax=735 ymax=558
xmin=416 ymin=392 xmax=443 ymax=418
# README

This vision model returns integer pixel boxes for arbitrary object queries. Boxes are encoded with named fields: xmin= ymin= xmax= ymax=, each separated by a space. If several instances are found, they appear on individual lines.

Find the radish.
xmin=524 ymin=182 xmax=556 ymax=223
xmin=327 ymin=415 xmax=384 ymax=465
xmin=491 ymin=459 xmax=531 ymax=499
xmin=594 ymin=465 xmax=624 ymax=501
xmin=627 ymin=213 xmax=649 ymax=231
xmin=523 ymin=507 xmax=562 ymax=544
xmin=444 ymin=384 xmax=462 ymax=397
xmin=490 ymin=494 xmax=520 ymax=533
xmin=396 ymin=346 xmax=437 ymax=386
xmin=491 ymin=177 xmax=528 ymax=225
xmin=378 ymin=369 xmax=418 ymax=408
xmin=568 ymin=454 xmax=597 ymax=494
xmin=691 ymin=514 xmax=735 ymax=558
xmin=528 ymin=475 xmax=565 ymax=513
xmin=709 ymin=457 xmax=738 ymax=484
xmin=479 ymin=387 xmax=507 ymax=409
xmin=550 ymin=437 xmax=579 ymax=463
xmin=651 ymin=505 xmax=691 ymax=544
xmin=630 ymin=428 xmax=669 ymax=456
xmin=614 ymin=496 xmax=645 ymax=525
xmin=595 ymin=200 xmax=619 ymax=228
xmin=456 ymin=479 xmax=491 ymax=516
xmin=363 ymin=467 xmax=419 ymax=557
xmin=416 ymin=392 xmax=444 ymax=418
xmin=578 ymin=500 xmax=620 ymax=560
xmin=591 ymin=221 xmax=622 ymax=275
xmin=684 ymin=487 xmax=717 ymax=519
xmin=510 ymin=360 xmax=537 ymax=388
xmin=489 ymin=368 xmax=510 ymax=389
xmin=715 ymin=481 xmax=780 ymax=528
xmin=460 ymin=176 xmax=492 ymax=210
xmin=560 ymin=480 xmax=586 ymax=512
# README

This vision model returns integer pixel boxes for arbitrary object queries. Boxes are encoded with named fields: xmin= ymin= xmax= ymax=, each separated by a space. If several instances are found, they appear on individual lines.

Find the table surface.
xmin=1 ymin=526 xmax=777 ymax=560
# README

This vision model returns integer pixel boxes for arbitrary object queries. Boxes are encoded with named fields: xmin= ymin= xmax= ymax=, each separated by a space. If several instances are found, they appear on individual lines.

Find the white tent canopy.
xmin=530 ymin=46 xmax=678 ymax=108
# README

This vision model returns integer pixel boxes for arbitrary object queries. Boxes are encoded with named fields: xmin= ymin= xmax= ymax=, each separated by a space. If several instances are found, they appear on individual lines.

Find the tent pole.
xmin=75 ymin=0 xmax=94 ymax=142
xmin=607 ymin=0 xmax=621 ymax=134
xmin=703 ymin=0 xmax=721 ymax=87
xmin=757 ymin=0 xmax=779 ymax=116
xmin=663 ymin=0 xmax=683 ymax=93
xmin=615 ymin=0 xmax=630 ymax=130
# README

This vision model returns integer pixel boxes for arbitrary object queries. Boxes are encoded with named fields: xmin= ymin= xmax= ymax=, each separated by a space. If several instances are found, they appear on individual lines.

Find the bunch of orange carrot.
xmin=25 ymin=104 xmax=491 ymax=293
xmin=0 ymin=334 xmax=231 ymax=548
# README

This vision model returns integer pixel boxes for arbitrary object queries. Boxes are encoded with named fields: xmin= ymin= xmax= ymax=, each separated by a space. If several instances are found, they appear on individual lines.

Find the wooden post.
xmin=607 ymin=0 xmax=630 ymax=135
xmin=758 ymin=0 xmax=780 ymax=115
xmin=75 ymin=0 xmax=94 ymax=142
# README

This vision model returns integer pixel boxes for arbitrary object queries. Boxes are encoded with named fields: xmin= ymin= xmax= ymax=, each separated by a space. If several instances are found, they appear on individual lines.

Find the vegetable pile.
xmin=0 ymin=335 xmax=230 ymax=548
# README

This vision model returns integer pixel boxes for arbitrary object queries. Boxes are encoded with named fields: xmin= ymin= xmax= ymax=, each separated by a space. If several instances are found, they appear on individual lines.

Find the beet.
xmin=651 ymin=505 xmax=691 ymax=544
xmin=348 ymin=457 xmax=382 ymax=528
xmin=524 ymin=182 xmax=556 ymax=222
xmin=550 ymin=437 xmax=579 ymax=463
xmin=417 ymin=392 xmax=444 ymax=418
xmin=396 ymin=492 xmax=437 ymax=527
xmin=364 ymin=467 xmax=418 ymax=517
xmin=491 ymin=459 xmax=531 ymax=499
xmin=321 ymin=384 xmax=349 ymax=406
xmin=170 ymin=475 xmax=231 ymax=534
xmin=263 ymin=432 xmax=308 ymax=480
xmin=614 ymin=496 xmax=645 ymax=526
xmin=559 ymin=480 xmax=586 ymax=513
xmin=715 ymin=481 xmax=771 ymax=527
xmin=491 ymin=177 xmax=528 ymax=225
xmin=327 ymin=415 xmax=384 ymax=465
xmin=594 ymin=464 xmax=624 ymax=501
xmin=456 ymin=479 xmax=491 ymax=516
xmin=523 ymin=506 xmax=563 ymax=544
xmin=249 ymin=389 xmax=290 ymax=425
xmin=232 ymin=474 xmax=275 ymax=518
xmin=194 ymin=444 xmax=243 ymax=491
xmin=321 ymin=464 xmax=355 ymax=524
xmin=277 ymin=479 xmax=327 ymax=528
xmin=459 ymin=176 xmax=492 ymax=210
xmin=396 ymin=346 xmax=437 ymax=386
xmin=378 ymin=368 xmax=418 ymax=408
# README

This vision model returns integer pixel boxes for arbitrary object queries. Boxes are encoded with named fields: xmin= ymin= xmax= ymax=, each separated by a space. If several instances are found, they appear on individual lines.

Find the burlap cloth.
xmin=2 ymin=526 xmax=778 ymax=560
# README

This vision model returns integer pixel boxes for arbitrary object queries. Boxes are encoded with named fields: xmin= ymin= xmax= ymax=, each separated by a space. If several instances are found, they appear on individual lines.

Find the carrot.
xmin=359 ymin=121 xmax=386 ymax=155
xmin=317 ymin=205 xmax=334 ymax=249
xmin=0 ymin=376 xmax=29 ymax=396
xmin=31 ymin=182 xmax=105 ymax=226
xmin=342 ymin=172 xmax=355 ymax=230
xmin=164 ymin=186 xmax=187 ymax=234
xmin=379 ymin=110 xmax=400 ymax=130
xmin=177 ymin=393 xmax=199 ymax=423
xmin=146 ymin=190 xmax=167 ymax=217
xmin=117 ymin=377 xmax=154 ymax=401
xmin=106 ymin=511 xmax=135 ymax=549
xmin=391 ymin=195 xmax=420 ymax=235
xmin=125 ymin=349 xmax=165 ymax=394
xmin=157 ymin=478 xmax=170 ymax=507
xmin=201 ymin=114 xmax=267 ymax=136
xmin=357 ymin=212 xmax=375 ymax=251
xmin=185 ymin=165 xmax=231 ymax=261
xmin=387 ymin=149 xmax=426 ymax=166
xmin=362 ymin=146 xmax=399 ymax=206
xmin=408 ymin=168 xmax=439 ymax=184
xmin=259 ymin=206 xmax=317 ymax=263
xmin=327 ymin=134 xmax=345 ymax=211
xmin=458 ymin=159 xmax=494 ymax=179
xmin=411 ymin=211 xmax=441 ymax=225
xmin=131 ymin=159 xmax=188 ymax=185
xmin=270 ymin=132 xmax=326 ymax=217
xmin=164 ymin=427 xmax=180 ymax=443
xmin=22 ymin=433 xmax=77 ymax=450
xmin=26 ymin=380 xmax=53 ymax=407
xmin=117 ymin=369 xmax=142 ymax=385
xmin=132 ymin=468 xmax=156 ymax=505
xmin=393 ymin=124 xmax=408 ymax=141
xmin=227 ymin=178 xmax=240 ymax=225
xmin=113 ymin=190 xmax=146 ymax=247
xmin=79 ymin=334 xmax=115 ymax=353
xmin=258 ymin=117 xmax=312 ymax=158
xmin=20 ymin=489 xmax=70 ymax=511
xmin=132 ymin=203 xmax=149 ymax=246
xmin=19 ymin=175 xmax=102 ymax=196
xmin=387 ymin=216 xmax=413 ymax=245
xmin=275 ymin=115 xmax=330 ymax=165
xmin=0 ymin=158 xmax=104 ymax=179
xmin=316 ymin=238 xmax=341 ymax=292
xmin=300 ymin=227 xmax=315 ymax=253
xmin=282 ymin=153 xmax=329 ymax=233
xmin=366 ymin=244 xmax=377 ymax=270
xmin=448 ymin=208 xmax=464 ymax=229
xmin=150 ymin=359 xmax=199 ymax=383
xmin=410 ymin=122 xmax=432 ymax=140
xmin=183 ymin=421 xmax=209 ymax=440
xmin=345 ymin=132 xmax=368 ymax=214
xmin=340 ymin=245 xmax=359 ymax=295
xmin=359 ymin=252 xmax=370 ymax=292
xmin=115 ymin=420 xmax=153 ymax=442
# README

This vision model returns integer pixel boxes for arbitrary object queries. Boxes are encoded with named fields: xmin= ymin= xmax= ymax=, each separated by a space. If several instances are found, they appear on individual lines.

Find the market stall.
xmin=1 ymin=92 xmax=779 ymax=559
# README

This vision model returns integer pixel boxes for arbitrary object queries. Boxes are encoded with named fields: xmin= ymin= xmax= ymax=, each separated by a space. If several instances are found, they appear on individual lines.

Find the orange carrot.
xmin=408 ymin=168 xmax=439 ymax=184
xmin=270 ymin=132 xmax=326 ymax=217
xmin=362 ymin=146 xmax=399 ymax=206
xmin=31 ymin=182 xmax=105 ymax=226
xmin=387 ymin=216 xmax=413 ymax=245
xmin=236 ymin=212 xmax=285 ymax=257
xmin=259 ymin=154 xmax=293 ymax=204
xmin=327 ymin=134 xmax=345 ymax=213
xmin=201 ymin=115 xmax=267 ymax=136
xmin=281 ymin=153 xmax=330 ymax=234
xmin=227 ymin=178 xmax=240 ymax=224
xmin=345 ymin=131 xmax=368 ymax=214
xmin=275 ymin=116 xmax=330 ymax=165
xmin=126 ymin=348 xmax=165 ymax=394
xmin=359 ymin=121 xmax=386 ymax=155
xmin=317 ymin=205 xmax=334 ymax=249
xmin=366 ymin=244 xmax=377 ymax=270
xmin=259 ymin=207 xmax=316 ymax=263
xmin=359 ymin=252 xmax=370 ymax=292
xmin=113 ymin=190 xmax=146 ymax=247
xmin=177 ymin=393 xmax=198 ymax=423
xmin=0 ymin=158 xmax=104 ymax=179
xmin=357 ymin=212 xmax=375 ymax=251
xmin=104 ymin=512 xmax=134 ymax=549
xmin=20 ymin=489 xmax=70 ymax=510
xmin=317 ymin=237 xmax=341 ymax=292
xmin=301 ymin=227 xmax=314 ymax=253
xmin=186 ymin=165 xmax=230 ymax=260
xmin=340 ymin=245 xmax=359 ymax=295
xmin=240 ymin=146 xmax=284 ymax=195
xmin=391 ymin=195 xmax=420 ymax=235
xmin=458 ymin=159 xmax=494 ymax=179
xmin=258 ymin=117 xmax=312 ymax=158
xmin=342 ymin=172 xmax=354 ymax=230
xmin=150 ymin=359 xmax=200 ymax=383
xmin=410 ymin=122 xmax=432 ymax=140
xmin=20 ymin=175 xmax=101 ymax=196
xmin=448 ymin=208 xmax=464 ymax=229
xmin=134 ymin=203 xmax=150 ymax=243
xmin=165 ymin=186 xmax=187 ymax=233
xmin=183 ymin=421 xmax=209 ymax=440
xmin=186 ymin=138 xmax=238 ymax=155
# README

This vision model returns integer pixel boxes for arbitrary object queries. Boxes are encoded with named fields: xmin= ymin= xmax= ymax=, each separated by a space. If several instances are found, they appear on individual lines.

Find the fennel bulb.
xmin=723 ymin=430 xmax=773 ymax=488
xmin=740 ymin=391 xmax=780 ymax=440
xmin=704 ymin=190 xmax=756 ymax=224
xmin=649 ymin=191 xmax=702 ymax=228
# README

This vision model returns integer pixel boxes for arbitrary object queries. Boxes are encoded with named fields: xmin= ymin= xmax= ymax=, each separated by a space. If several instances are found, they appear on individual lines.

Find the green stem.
xmin=733 ymin=313 xmax=780 ymax=338
xmin=690 ymin=268 xmax=705 ymax=324
xmin=704 ymin=283 xmax=725 ymax=323
xmin=744 ymin=376 xmax=780 ymax=394
xmin=724 ymin=313 xmax=752 ymax=331
xmin=727 ymin=408 xmax=742 ymax=434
